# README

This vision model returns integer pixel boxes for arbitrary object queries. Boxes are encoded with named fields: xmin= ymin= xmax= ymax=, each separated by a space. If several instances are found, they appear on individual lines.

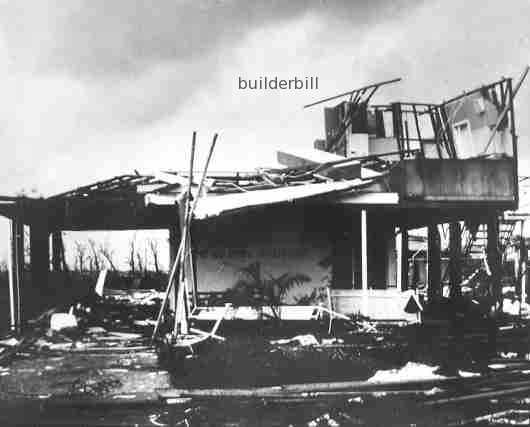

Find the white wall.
xmin=194 ymin=207 xmax=332 ymax=303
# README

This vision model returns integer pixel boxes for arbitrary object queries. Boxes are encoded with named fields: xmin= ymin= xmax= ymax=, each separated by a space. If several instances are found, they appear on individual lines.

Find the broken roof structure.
xmin=0 ymin=70 xmax=526 ymax=327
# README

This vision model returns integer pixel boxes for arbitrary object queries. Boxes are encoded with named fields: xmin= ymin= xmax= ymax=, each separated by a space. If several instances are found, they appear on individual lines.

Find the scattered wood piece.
xmin=425 ymin=384 xmax=530 ymax=406
xmin=94 ymin=269 xmax=108 ymax=297
xmin=448 ymin=410 xmax=517 ymax=427
xmin=316 ymin=306 xmax=351 ymax=321
xmin=157 ymin=374 xmax=471 ymax=400
xmin=69 ymin=345 xmax=154 ymax=353
xmin=189 ymin=328 xmax=225 ymax=342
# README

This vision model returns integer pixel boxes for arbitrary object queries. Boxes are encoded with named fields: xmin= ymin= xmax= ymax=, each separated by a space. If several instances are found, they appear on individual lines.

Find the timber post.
xmin=487 ymin=215 xmax=502 ymax=310
xmin=29 ymin=222 xmax=50 ymax=294
xmin=168 ymin=222 xmax=179 ymax=316
xmin=486 ymin=215 xmax=501 ymax=355
xmin=518 ymin=220 xmax=527 ymax=308
xmin=400 ymin=225 xmax=409 ymax=291
xmin=427 ymin=223 xmax=441 ymax=302
xmin=361 ymin=209 xmax=368 ymax=312
xmin=449 ymin=221 xmax=462 ymax=300
xmin=27 ymin=199 xmax=51 ymax=317
xmin=521 ymin=220 xmax=528 ymax=308
xmin=51 ymin=231 xmax=63 ymax=272
xmin=8 ymin=212 xmax=23 ymax=333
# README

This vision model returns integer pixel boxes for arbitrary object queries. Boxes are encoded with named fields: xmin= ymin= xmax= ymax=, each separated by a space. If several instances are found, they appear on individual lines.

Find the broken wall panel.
xmin=444 ymin=90 xmax=513 ymax=158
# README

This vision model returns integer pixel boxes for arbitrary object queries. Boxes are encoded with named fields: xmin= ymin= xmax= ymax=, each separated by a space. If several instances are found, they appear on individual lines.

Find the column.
xmin=51 ymin=231 xmax=63 ymax=272
xmin=449 ymin=221 xmax=462 ymax=300
xmin=400 ymin=226 xmax=409 ymax=291
xmin=168 ymin=223 xmax=179 ymax=315
xmin=361 ymin=209 xmax=368 ymax=313
xmin=29 ymin=223 xmax=50 ymax=295
xmin=487 ymin=216 xmax=501 ymax=309
xmin=428 ymin=223 xmax=441 ymax=302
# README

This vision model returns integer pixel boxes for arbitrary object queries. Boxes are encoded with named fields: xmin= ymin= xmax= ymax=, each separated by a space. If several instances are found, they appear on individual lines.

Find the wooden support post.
xmin=400 ymin=226 xmax=409 ymax=291
xmin=487 ymin=216 xmax=502 ymax=309
xmin=7 ymin=219 xmax=21 ymax=332
xmin=391 ymin=103 xmax=404 ymax=158
xmin=361 ymin=209 xmax=368 ymax=313
xmin=7 ymin=221 xmax=15 ymax=331
xmin=14 ymin=219 xmax=23 ymax=330
xmin=427 ymin=224 xmax=441 ymax=302
xmin=487 ymin=215 xmax=501 ymax=356
xmin=168 ymin=223 xmax=179 ymax=316
xmin=51 ymin=231 xmax=63 ymax=272
xmin=29 ymin=222 xmax=50 ymax=296
xmin=449 ymin=221 xmax=462 ymax=300
xmin=175 ymin=196 xmax=189 ymax=336
xmin=521 ymin=220 xmax=528 ymax=307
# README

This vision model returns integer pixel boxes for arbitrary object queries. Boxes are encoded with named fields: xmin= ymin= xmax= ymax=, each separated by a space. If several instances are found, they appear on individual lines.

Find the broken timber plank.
xmin=157 ymin=375 xmax=475 ymax=399
xmin=425 ymin=384 xmax=530 ymax=406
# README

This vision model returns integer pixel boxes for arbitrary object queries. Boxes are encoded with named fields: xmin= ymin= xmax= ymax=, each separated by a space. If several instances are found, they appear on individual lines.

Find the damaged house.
xmin=0 ymin=76 xmax=522 ymax=327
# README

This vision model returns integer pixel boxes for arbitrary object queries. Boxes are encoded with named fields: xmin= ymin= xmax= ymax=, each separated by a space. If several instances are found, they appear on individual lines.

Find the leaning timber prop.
xmin=151 ymin=132 xmax=223 ymax=354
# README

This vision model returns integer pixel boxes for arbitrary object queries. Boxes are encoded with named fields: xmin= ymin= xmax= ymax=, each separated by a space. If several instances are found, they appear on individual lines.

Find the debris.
xmin=500 ymin=352 xmax=519 ymax=359
xmin=87 ymin=327 xmax=107 ymax=334
xmin=94 ymin=269 xmax=108 ymax=297
xmin=271 ymin=334 xmax=319 ymax=346
xmin=133 ymin=319 xmax=156 ymax=327
xmin=307 ymin=412 xmax=340 ymax=427
xmin=367 ymin=362 xmax=446 ymax=383
xmin=189 ymin=328 xmax=225 ymax=342
xmin=489 ymin=364 xmax=508 ymax=370
xmin=321 ymin=338 xmax=344 ymax=346
xmin=372 ymin=391 xmax=387 ymax=398
xmin=423 ymin=387 xmax=443 ymax=396
xmin=0 ymin=337 xmax=20 ymax=347
xmin=425 ymin=385 xmax=530 ymax=406
xmin=50 ymin=311 xmax=78 ymax=331
xmin=358 ymin=321 xmax=378 ymax=334
xmin=105 ymin=332 xmax=142 ymax=340
xmin=458 ymin=370 xmax=480 ymax=378
xmin=34 ymin=338 xmax=73 ymax=351
xmin=69 ymin=377 xmax=122 ymax=397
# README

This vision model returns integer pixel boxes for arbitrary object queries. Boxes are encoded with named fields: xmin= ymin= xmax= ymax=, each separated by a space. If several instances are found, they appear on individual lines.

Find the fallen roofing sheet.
xmin=146 ymin=179 xmax=366 ymax=219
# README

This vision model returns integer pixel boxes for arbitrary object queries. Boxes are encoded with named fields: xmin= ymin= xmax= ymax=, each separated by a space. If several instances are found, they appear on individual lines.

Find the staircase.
xmin=464 ymin=218 xmax=518 ymax=260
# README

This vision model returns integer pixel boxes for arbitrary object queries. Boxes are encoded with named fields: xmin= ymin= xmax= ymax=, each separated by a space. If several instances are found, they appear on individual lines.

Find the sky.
xmin=0 ymin=0 xmax=529 ymax=268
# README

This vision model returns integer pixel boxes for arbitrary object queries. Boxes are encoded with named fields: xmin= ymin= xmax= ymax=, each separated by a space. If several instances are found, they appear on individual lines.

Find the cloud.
xmin=0 ymin=0 xmax=529 ymax=262
xmin=0 ymin=0 xmax=427 ymax=196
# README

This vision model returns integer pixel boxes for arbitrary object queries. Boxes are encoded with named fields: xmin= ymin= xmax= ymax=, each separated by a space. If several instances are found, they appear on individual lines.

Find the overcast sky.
xmin=0 ymin=0 xmax=529 ymax=266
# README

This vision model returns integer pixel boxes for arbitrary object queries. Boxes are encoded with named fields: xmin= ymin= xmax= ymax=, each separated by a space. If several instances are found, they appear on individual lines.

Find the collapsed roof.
xmin=0 ymin=73 xmax=523 ymax=229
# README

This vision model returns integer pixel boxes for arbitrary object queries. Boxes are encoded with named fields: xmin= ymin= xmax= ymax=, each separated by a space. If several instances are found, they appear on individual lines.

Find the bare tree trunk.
xmin=88 ymin=239 xmax=101 ymax=272
xmin=74 ymin=241 xmax=87 ymax=272
xmin=128 ymin=236 xmax=136 ymax=273
xmin=149 ymin=239 xmax=160 ymax=273
xmin=99 ymin=243 xmax=117 ymax=271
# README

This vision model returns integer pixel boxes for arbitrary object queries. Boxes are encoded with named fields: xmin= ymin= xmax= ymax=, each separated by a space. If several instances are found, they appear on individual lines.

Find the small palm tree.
xmin=226 ymin=261 xmax=311 ymax=321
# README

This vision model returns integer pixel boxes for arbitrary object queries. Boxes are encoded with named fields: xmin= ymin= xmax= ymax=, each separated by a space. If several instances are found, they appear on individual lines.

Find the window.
xmin=453 ymin=120 xmax=471 ymax=139
xmin=452 ymin=119 xmax=474 ymax=158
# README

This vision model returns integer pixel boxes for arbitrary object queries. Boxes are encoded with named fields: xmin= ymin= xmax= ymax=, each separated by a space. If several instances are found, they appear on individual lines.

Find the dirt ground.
xmin=1 ymin=292 xmax=530 ymax=426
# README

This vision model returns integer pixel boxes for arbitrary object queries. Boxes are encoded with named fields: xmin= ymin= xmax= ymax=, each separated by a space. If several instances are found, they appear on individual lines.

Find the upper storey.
xmin=314 ymin=77 xmax=519 ymax=206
